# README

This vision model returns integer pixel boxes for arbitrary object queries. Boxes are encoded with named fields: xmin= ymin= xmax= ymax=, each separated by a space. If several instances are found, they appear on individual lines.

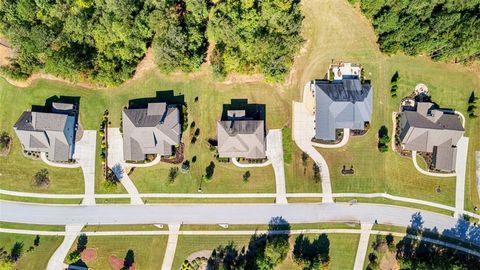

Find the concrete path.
xmin=161 ymin=224 xmax=180 ymax=270
xmin=72 ymin=131 xmax=97 ymax=205
xmin=412 ymin=151 xmax=456 ymax=178
xmin=353 ymin=223 xmax=373 ymax=270
xmin=40 ymin=152 xmax=81 ymax=168
xmin=311 ymin=128 xmax=350 ymax=148
xmin=266 ymin=129 xmax=287 ymax=204
xmin=476 ymin=151 xmax=480 ymax=201
xmin=46 ymin=224 xmax=84 ymax=270
xmin=292 ymin=101 xmax=333 ymax=203
xmin=455 ymin=137 xmax=469 ymax=217
xmin=107 ymin=128 xmax=143 ymax=205
xmin=231 ymin=157 xmax=271 ymax=168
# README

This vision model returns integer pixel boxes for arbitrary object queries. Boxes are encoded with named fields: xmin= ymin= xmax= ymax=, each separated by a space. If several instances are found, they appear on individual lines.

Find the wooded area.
xmin=359 ymin=0 xmax=480 ymax=62
xmin=0 ymin=0 xmax=303 ymax=85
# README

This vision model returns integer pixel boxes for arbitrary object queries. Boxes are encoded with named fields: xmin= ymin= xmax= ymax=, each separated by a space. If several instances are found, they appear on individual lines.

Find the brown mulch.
xmin=161 ymin=143 xmax=184 ymax=164
xmin=80 ymin=248 xmax=97 ymax=262
xmin=108 ymin=255 xmax=136 ymax=270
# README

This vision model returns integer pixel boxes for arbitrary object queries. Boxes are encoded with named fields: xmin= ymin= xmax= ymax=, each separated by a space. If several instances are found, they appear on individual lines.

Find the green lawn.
xmin=0 ymin=194 xmax=82 ymax=204
xmin=180 ymin=222 xmax=360 ymax=231
xmin=0 ymin=233 xmax=63 ymax=270
xmin=173 ymin=233 xmax=359 ymax=270
xmin=0 ymin=222 xmax=64 ymax=231
xmin=285 ymin=0 xmax=480 ymax=207
xmin=82 ymin=224 xmax=165 ymax=232
xmin=66 ymin=235 xmax=168 ymax=269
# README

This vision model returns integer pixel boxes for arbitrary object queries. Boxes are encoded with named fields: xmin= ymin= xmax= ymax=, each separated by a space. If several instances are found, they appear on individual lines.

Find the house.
xmin=122 ymin=102 xmax=181 ymax=161
xmin=398 ymin=102 xmax=464 ymax=171
xmin=13 ymin=102 xmax=77 ymax=161
xmin=217 ymin=109 xmax=266 ymax=159
xmin=310 ymin=63 xmax=373 ymax=140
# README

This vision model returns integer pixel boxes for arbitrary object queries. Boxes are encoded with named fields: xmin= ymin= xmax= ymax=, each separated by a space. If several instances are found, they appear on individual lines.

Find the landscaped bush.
xmin=33 ymin=169 xmax=49 ymax=188
xmin=0 ymin=131 xmax=12 ymax=153
xmin=168 ymin=167 xmax=179 ymax=183
xmin=377 ymin=125 xmax=390 ymax=153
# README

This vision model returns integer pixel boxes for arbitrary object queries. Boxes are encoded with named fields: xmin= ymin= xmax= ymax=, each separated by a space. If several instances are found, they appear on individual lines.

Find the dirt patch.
xmin=80 ymin=248 xmax=97 ymax=262
xmin=0 ymin=42 xmax=14 ymax=66
xmin=132 ymin=47 xmax=156 ymax=81
xmin=379 ymin=250 xmax=400 ymax=270
xmin=108 ymin=255 xmax=136 ymax=270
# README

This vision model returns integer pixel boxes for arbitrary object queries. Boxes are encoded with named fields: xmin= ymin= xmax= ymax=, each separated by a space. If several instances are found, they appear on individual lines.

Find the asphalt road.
xmin=0 ymin=201 xmax=458 ymax=232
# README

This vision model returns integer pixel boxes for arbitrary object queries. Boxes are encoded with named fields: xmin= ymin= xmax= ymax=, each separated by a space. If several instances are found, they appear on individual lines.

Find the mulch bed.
xmin=108 ymin=255 xmax=136 ymax=270
xmin=350 ymin=129 xmax=368 ymax=136
xmin=80 ymin=248 xmax=97 ymax=262
xmin=161 ymin=143 xmax=184 ymax=164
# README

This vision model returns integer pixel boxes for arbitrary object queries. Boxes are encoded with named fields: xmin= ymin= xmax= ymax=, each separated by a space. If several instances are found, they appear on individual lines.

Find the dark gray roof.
xmin=122 ymin=103 xmax=181 ymax=161
xmin=433 ymin=141 xmax=457 ymax=171
xmin=313 ymin=79 xmax=373 ymax=140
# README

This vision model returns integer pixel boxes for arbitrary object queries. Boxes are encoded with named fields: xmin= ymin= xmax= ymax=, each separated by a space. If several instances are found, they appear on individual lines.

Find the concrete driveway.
xmin=72 ymin=130 xmax=97 ymax=205
xmin=266 ymin=129 xmax=287 ymax=204
xmin=292 ymin=102 xmax=333 ymax=203
xmin=454 ymin=136 xmax=469 ymax=216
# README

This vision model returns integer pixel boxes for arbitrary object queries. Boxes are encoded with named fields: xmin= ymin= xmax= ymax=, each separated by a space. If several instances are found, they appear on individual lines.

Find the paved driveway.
xmin=72 ymin=130 xmax=97 ymax=205
xmin=107 ymin=128 xmax=143 ymax=205
xmin=266 ymin=129 xmax=287 ymax=204
xmin=455 ymin=136 xmax=469 ymax=216
xmin=292 ymin=102 xmax=333 ymax=202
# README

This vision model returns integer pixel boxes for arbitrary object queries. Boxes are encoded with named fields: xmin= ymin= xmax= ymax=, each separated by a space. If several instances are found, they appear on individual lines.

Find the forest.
xmin=0 ymin=0 xmax=304 ymax=85
xmin=359 ymin=0 xmax=480 ymax=62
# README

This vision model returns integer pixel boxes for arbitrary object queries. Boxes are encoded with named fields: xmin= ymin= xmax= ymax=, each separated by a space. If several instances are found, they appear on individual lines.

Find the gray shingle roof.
xmin=13 ymin=108 xmax=76 ymax=162
xmin=399 ymin=102 xmax=464 ymax=172
xmin=217 ymin=119 xmax=266 ymax=159
xmin=122 ymin=102 xmax=181 ymax=161
xmin=313 ymin=79 xmax=373 ymax=140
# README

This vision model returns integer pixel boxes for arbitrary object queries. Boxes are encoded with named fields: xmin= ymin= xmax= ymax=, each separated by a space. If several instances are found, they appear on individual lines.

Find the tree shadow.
xmin=10 ymin=242 xmax=23 ymax=262
xmin=221 ymin=99 xmax=266 ymax=121
xmin=394 ymin=212 xmax=480 ymax=268
xmin=293 ymin=233 xmax=330 ymax=268
xmin=127 ymin=90 xmax=185 ymax=109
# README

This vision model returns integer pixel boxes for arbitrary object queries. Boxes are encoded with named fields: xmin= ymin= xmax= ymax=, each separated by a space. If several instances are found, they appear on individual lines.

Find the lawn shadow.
xmin=127 ymin=90 xmax=185 ymax=109
xmin=221 ymin=99 xmax=266 ymax=128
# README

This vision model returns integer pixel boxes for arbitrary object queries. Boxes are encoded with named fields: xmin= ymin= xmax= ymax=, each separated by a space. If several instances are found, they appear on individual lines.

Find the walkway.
xmin=231 ymin=158 xmax=271 ymax=168
xmin=311 ymin=128 xmax=350 ymax=148
xmin=455 ymin=137 xmax=469 ymax=217
xmin=266 ymin=129 xmax=287 ymax=204
xmin=411 ymin=151 xmax=456 ymax=178
xmin=353 ymin=223 xmax=373 ymax=270
xmin=107 ymin=128 xmax=143 ymax=205
xmin=40 ymin=152 xmax=81 ymax=168
xmin=72 ymin=131 xmax=97 ymax=205
xmin=46 ymin=224 xmax=84 ymax=270
xmin=292 ymin=101 xmax=333 ymax=203
xmin=161 ymin=224 xmax=180 ymax=270
xmin=476 ymin=151 xmax=480 ymax=200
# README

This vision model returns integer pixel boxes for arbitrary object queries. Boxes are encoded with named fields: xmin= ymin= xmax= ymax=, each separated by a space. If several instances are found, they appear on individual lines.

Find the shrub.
xmin=33 ymin=169 xmax=50 ymax=188
xmin=66 ymin=250 xmax=81 ymax=264
xmin=168 ymin=167 xmax=179 ymax=182
xmin=181 ymin=161 xmax=190 ymax=173
xmin=0 ymin=132 xmax=11 ymax=150
xmin=243 ymin=171 xmax=251 ymax=182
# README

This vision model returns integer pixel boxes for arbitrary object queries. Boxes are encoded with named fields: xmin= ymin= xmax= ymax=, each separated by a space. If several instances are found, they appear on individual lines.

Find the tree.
xmin=0 ymin=132 xmax=11 ymax=151
xmin=9 ymin=242 xmax=23 ymax=262
xmin=293 ymin=234 xmax=330 ymax=270
xmin=358 ymin=1 xmax=480 ymax=62
xmin=468 ymin=91 xmax=477 ymax=104
xmin=377 ymin=125 xmax=390 ymax=152
xmin=301 ymin=152 xmax=309 ymax=167
xmin=181 ymin=160 xmax=190 ymax=173
xmin=33 ymin=169 xmax=49 ymax=188
xmin=207 ymin=242 xmax=246 ymax=270
xmin=168 ymin=167 xmax=179 ymax=182
xmin=204 ymin=161 xmax=215 ymax=180
xmin=243 ymin=171 xmax=251 ymax=182
xmin=33 ymin=235 xmax=40 ymax=247
xmin=208 ymin=0 xmax=304 ymax=81
xmin=122 ymin=249 xmax=135 ymax=269
xmin=77 ymin=234 xmax=88 ymax=252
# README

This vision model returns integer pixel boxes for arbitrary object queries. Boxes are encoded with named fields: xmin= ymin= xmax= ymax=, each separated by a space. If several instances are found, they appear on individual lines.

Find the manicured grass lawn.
xmin=67 ymin=235 xmax=167 ymax=269
xmin=0 ymin=194 xmax=82 ymax=204
xmin=82 ymin=224 xmax=165 ymax=232
xmin=173 ymin=233 xmax=359 ymax=270
xmin=180 ymin=222 xmax=360 ymax=231
xmin=287 ymin=0 xmax=480 ymax=207
xmin=0 ymin=233 xmax=63 ymax=270
xmin=0 ymin=222 xmax=64 ymax=231
xmin=334 ymin=197 xmax=455 ymax=216
xmin=143 ymin=197 xmax=275 ymax=204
